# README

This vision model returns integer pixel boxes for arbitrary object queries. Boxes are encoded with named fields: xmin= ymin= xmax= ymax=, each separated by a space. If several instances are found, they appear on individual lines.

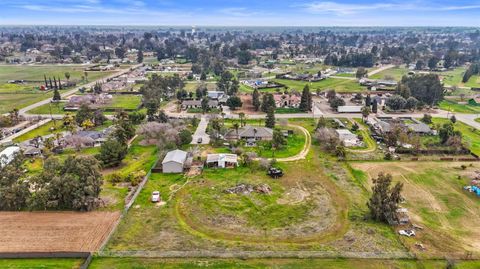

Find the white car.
xmin=151 ymin=191 xmax=160 ymax=203
xmin=398 ymin=229 xmax=416 ymax=237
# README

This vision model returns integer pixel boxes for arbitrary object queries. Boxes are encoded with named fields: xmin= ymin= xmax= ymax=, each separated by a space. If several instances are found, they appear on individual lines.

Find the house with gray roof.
xmin=224 ymin=125 xmax=273 ymax=141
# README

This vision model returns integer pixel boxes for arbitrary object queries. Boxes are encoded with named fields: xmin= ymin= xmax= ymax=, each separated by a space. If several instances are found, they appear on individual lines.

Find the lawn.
xmin=13 ymin=120 xmax=65 ymax=142
xmin=0 ymin=64 xmax=115 ymax=83
xmin=438 ymin=67 xmax=467 ymax=87
xmin=88 ymin=257 xmax=479 ymax=269
xmin=432 ymin=117 xmax=480 ymax=156
xmin=370 ymin=67 xmax=409 ymax=81
xmin=351 ymin=161 xmax=480 ymax=258
xmin=275 ymin=107 xmax=302 ymax=114
xmin=104 ymin=95 xmax=142 ymax=111
xmin=0 ymin=258 xmax=83 ymax=269
xmin=438 ymin=100 xmax=480 ymax=114
xmin=464 ymin=75 xmax=480 ymax=88
xmin=272 ymin=78 xmax=366 ymax=93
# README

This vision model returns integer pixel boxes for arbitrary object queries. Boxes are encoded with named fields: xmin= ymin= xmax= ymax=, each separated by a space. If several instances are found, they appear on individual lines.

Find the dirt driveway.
xmin=0 ymin=211 xmax=120 ymax=252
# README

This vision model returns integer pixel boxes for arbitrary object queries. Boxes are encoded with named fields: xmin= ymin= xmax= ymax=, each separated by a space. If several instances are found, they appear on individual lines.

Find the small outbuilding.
xmin=162 ymin=149 xmax=188 ymax=173
xmin=206 ymin=153 xmax=238 ymax=168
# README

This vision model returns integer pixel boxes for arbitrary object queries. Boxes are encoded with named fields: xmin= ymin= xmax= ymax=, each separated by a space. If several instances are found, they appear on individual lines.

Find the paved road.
xmin=191 ymin=116 xmax=210 ymax=145
xmin=0 ymin=118 xmax=51 ymax=144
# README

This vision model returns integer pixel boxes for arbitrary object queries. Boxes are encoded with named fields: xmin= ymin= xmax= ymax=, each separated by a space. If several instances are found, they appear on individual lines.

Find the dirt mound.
xmin=224 ymin=183 xmax=272 ymax=195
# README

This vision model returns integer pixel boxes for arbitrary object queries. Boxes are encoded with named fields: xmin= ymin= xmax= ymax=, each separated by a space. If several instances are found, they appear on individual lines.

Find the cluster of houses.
xmin=367 ymin=117 xmax=433 ymax=141
xmin=161 ymin=149 xmax=239 ymax=173
xmin=181 ymin=91 xmax=228 ymax=110
xmin=359 ymin=78 xmax=398 ymax=90
xmin=275 ymin=72 xmax=324 ymax=82
xmin=65 ymin=93 xmax=113 ymax=111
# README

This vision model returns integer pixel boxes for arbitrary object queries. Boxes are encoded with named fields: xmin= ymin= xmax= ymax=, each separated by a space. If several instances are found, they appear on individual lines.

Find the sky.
xmin=1 ymin=0 xmax=480 ymax=26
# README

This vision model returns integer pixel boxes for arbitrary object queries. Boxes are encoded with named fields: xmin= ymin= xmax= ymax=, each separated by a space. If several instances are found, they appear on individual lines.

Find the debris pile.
xmin=224 ymin=183 xmax=272 ymax=195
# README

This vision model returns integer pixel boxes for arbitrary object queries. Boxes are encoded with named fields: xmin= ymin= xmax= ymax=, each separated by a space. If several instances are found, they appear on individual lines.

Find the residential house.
xmin=273 ymin=94 xmax=301 ymax=108
xmin=0 ymin=146 xmax=20 ymax=167
xmin=336 ymin=129 xmax=362 ymax=147
xmin=225 ymin=126 xmax=273 ymax=141
xmin=337 ymin=106 xmax=363 ymax=113
xmin=181 ymin=100 xmax=219 ymax=110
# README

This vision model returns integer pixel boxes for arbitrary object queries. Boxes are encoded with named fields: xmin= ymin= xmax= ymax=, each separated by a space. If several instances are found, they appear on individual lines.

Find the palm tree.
xmin=233 ymin=123 xmax=240 ymax=139
xmin=239 ymin=112 xmax=246 ymax=126
xmin=361 ymin=106 xmax=371 ymax=122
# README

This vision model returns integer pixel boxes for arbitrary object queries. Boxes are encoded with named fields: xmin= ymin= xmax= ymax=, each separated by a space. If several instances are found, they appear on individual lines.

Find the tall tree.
xmin=367 ymin=173 xmax=403 ymax=223
xmin=299 ymin=85 xmax=312 ymax=112
xmin=265 ymin=106 xmax=275 ymax=128
xmin=252 ymin=88 xmax=261 ymax=111
xmin=137 ymin=49 xmax=144 ymax=63
xmin=52 ymin=88 xmax=61 ymax=102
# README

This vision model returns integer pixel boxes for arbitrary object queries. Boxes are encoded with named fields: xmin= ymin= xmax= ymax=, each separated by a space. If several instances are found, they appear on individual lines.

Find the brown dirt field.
xmin=0 ymin=211 xmax=120 ymax=252
xmin=235 ymin=93 xmax=263 ymax=115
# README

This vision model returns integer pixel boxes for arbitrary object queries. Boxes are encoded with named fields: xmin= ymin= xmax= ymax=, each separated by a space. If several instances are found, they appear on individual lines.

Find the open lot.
xmin=0 ymin=211 xmax=120 ymax=252
xmin=432 ymin=118 xmax=480 ymax=156
xmin=272 ymin=78 xmax=366 ymax=93
xmin=438 ymin=100 xmax=480 ymax=114
xmin=0 ymin=258 xmax=83 ymax=269
xmin=351 ymin=161 xmax=480 ymax=258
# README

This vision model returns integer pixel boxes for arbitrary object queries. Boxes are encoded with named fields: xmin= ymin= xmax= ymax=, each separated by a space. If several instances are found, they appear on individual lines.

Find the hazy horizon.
xmin=2 ymin=0 xmax=480 ymax=27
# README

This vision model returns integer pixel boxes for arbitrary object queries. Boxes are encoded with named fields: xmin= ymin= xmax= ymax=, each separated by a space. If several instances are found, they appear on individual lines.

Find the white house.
xmin=0 ymin=146 xmax=21 ymax=168
xmin=337 ymin=106 xmax=363 ymax=113
xmin=162 ymin=149 xmax=188 ymax=173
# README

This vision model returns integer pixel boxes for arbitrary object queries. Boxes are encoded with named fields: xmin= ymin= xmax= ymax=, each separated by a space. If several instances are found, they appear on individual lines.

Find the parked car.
xmin=197 ymin=137 xmax=203 ymax=144
xmin=151 ymin=191 xmax=161 ymax=203
xmin=398 ymin=229 xmax=415 ymax=237
xmin=267 ymin=167 xmax=284 ymax=179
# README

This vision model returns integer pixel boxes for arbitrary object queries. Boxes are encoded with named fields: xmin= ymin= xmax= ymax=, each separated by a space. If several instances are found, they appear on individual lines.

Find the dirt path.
xmin=367 ymin=64 xmax=395 ymax=77
xmin=275 ymin=124 xmax=311 ymax=162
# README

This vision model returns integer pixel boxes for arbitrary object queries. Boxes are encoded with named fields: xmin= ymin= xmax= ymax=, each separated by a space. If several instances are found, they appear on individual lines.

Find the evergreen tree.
xmin=372 ymin=99 xmax=378 ymax=113
xmin=252 ymin=88 xmax=261 ymax=111
xmin=137 ymin=49 xmax=144 ymax=63
xmin=299 ymin=85 xmax=312 ymax=112
xmin=52 ymin=88 xmax=61 ymax=102
xmin=365 ymin=95 xmax=371 ymax=106
xmin=53 ymin=77 xmax=58 ymax=89
xmin=265 ymin=106 xmax=275 ymax=128
xmin=44 ymin=74 xmax=48 ymax=88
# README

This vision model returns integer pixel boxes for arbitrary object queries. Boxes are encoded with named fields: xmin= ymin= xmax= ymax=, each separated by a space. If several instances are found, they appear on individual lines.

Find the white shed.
xmin=0 ymin=146 xmax=21 ymax=168
xmin=162 ymin=149 xmax=187 ymax=173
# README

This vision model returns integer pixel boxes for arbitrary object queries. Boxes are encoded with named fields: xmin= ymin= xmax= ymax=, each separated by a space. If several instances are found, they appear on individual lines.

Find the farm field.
xmin=0 ymin=211 xmax=120 ymax=252
xmin=351 ymin=161 xmax=480 ymax=258
xmin=272 ymin=78 xmax=366 ymax=93
xmin=0 ymin=65 xmax=118 ymax=114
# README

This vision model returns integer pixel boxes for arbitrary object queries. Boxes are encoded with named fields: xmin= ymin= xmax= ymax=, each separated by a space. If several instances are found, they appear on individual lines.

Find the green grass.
xmin=105 ymin=95 xmax=142 ymax=111
xmin=272 ymin=78 xmax=366 ymax=93
xmin=438 ymin=100 xmax=480 ymax=114
xmin=464 ymin=75 xmax=480 ymax=88
xmin=28 ymin=102 xmax=67 ymax=114
xmin=370 ymin=67 xmax=409 ymax=81
xmin=0 ymin=64 xmax=115 ymax=83
xmin=432 ymin=117 xmax=480 ymax=156
xmin=0 ymin=258 xmax=82 ymax=269
xmin=275 ymin=107 xmax=302 ymax=114
xmin=88 ymin=257 xmax=470 ymax=269
xmin=439 ymin=67 xmax=467 ymax=87
xmin=13 ymin=120 xmax=65 ymax=142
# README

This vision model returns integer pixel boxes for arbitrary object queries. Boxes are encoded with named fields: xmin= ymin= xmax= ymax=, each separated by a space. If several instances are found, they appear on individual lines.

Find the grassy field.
xmin=0 ymin=258 xmax=82 ymax=269
xmin=464 ymin=75 xmax=480 ymax=88
xmin=87 ymin=257 xmax=480 ymax=269
xmin=351 ymin=161 xmax=480 ymax=258
xmin=432 ymin=118 xmax=480 ymax=156
xmin=0 ymin=65 xmax=117 ymax=114
xmin=105 ymin=95 xmax=142 ymax=110
xmin=272 ymin=78 xmax=366 ymax=93
xmin=370 ymin=67 xmax=409 ymax=81
xmin=438 ymin=100 xmax=480 ymax=114
xmin=13 ymin=120 xmax=64 ymax=142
